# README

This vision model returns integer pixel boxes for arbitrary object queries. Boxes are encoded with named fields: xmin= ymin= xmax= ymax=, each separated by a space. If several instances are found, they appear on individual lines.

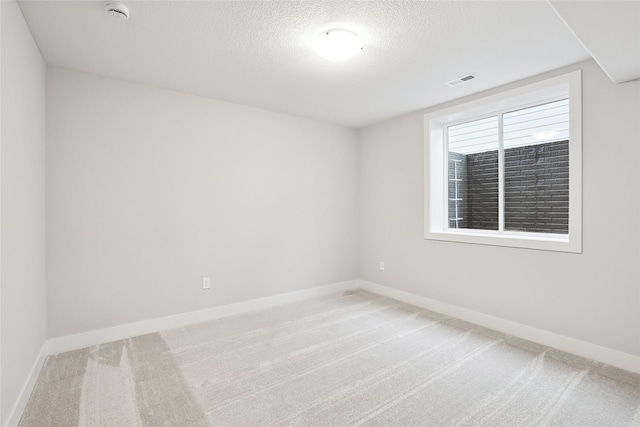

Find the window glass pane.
xmin=503 ymin=99 xmax=569 ymax=234
xmin=503 ymin=99 xmax=570 ymax=148
xmin=448 ymin=116 xmax=499 ymax=230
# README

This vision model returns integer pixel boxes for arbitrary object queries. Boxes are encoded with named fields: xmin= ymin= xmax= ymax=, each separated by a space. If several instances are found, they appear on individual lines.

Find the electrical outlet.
xmin=202 ymin=277 xmax=211 ymax=290
xmin=379 ymin=261 xmax=385 ymax=271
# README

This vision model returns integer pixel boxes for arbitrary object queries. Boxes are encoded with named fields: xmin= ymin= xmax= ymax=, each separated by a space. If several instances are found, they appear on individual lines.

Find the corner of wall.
xmin=2 ymin=343 xmax=48 ymax=427
xmin=1 ymin=1 xmax=48 ymax=425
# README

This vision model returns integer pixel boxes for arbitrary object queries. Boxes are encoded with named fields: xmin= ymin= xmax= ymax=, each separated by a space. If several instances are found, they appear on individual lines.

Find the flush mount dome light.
xmin=314 ymin=29 xmax=363 ymax=62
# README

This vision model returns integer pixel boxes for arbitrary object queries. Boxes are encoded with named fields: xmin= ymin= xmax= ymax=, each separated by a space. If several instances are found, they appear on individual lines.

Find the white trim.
xmin=3 ymin=342 xmax=48 ymax=427
xmin=47 ymin=280 xmax=358 ymax=355
xmin=424 ymin=70 xmax=582 ymax=253
xmin=45 ymin=277 xmax=639 ymax=373
xmin=358 ymin=280 xmax=640 ymax=374
xmin=10 ymin=278 xmax=639 ymax=427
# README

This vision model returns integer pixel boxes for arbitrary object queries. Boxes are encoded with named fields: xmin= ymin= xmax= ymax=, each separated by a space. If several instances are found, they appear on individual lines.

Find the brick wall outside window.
xmin=448 ymin=140 xmax=569 ymax=234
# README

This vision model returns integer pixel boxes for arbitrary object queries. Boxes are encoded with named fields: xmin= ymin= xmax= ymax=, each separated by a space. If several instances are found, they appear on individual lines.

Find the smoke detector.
xmin=106 ymin=2 xmax=129 ymax=19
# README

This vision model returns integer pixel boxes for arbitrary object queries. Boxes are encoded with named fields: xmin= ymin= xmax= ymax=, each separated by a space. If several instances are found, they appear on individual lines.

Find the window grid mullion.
xmin=498 ymin=113 xmax=505 ymax=232
xmin=444 ymin=125 xmax=451 ymax=229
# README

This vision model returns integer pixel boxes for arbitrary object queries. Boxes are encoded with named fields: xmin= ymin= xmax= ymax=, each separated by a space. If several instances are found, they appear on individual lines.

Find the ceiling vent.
xmin=446 ymin=75 xmax=475 ymax=87
xmin=106 ymin=2 xmax=129 ymax=19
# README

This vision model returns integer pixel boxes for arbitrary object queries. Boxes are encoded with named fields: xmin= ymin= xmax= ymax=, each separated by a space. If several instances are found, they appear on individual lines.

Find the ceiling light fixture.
xmin=314 ymin=29 xmax=363 ymax=62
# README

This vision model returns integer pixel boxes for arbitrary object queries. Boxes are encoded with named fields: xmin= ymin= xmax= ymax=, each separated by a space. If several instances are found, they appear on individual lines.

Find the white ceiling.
xmin=548 ymin=0 xmax=640 ymax=85
xmin=15 ymin=1 xmax=607 ymax=128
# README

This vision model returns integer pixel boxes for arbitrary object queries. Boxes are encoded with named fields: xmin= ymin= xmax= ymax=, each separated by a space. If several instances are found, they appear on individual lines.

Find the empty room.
xmin=2 ymin=0 xmax=639 ymax=426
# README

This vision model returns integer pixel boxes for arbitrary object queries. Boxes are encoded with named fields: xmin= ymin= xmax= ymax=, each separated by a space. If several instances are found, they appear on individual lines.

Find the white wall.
xmin=359 ymin=59 xmax=640 ymax=357
xmin=46 ymin=67 xmax=359 ymax=338
xmin=1 ymin=1 xmax=47 ymax=424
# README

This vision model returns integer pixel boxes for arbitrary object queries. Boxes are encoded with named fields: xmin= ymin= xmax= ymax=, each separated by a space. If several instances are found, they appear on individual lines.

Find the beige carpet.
xmin=20 ymin=290 xmax=640 ymax=426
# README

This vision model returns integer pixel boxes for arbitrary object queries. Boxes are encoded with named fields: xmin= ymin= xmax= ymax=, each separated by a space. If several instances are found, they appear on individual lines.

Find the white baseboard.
xmin=47 ymin=280 xmax=358 ymax=355
xmin=9 ymin=278 xmax=638 ymax=427
xmin=358 ymin=280 xmax=640 ymax=374
xmin=42 ymin=276 xmax=640 ymax=371
xmin=3 ymin=342 xmax=48 ymax=427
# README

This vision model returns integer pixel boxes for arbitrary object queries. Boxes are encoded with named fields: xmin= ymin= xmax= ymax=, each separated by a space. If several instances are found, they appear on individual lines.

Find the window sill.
xmin=425 ymin=229 xmax=581 ymax=253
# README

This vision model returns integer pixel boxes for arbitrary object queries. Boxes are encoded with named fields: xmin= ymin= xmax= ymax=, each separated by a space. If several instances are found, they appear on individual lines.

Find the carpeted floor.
xmin=20 ymin=290 xmax=640 ymax=426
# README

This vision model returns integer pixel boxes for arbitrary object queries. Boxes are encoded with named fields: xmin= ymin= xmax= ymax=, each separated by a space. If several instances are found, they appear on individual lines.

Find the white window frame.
xmin=424 ymin=70 xmax=582 ymax=253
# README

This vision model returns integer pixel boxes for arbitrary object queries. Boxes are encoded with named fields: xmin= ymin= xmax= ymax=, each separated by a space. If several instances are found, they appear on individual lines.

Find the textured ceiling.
xmin=18 ymin=0 xmax=593 ymax=128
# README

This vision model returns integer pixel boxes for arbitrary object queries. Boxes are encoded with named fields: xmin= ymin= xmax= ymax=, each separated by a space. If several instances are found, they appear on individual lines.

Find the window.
xmin=425 ymin=71 xmax=582 ymax=253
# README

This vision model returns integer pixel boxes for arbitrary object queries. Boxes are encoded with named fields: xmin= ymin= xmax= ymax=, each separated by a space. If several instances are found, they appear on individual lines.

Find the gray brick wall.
xmin=504 ymin=140 xmax=569 ymax=234
xmin=465 ymin=150 xmax=499 ymax=230
xmin=448 ymin=140 xmax=569 ymax=234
